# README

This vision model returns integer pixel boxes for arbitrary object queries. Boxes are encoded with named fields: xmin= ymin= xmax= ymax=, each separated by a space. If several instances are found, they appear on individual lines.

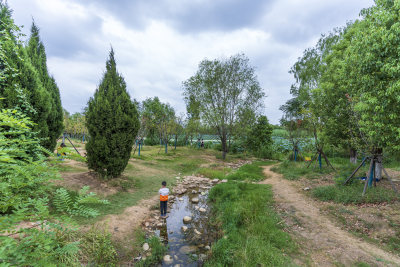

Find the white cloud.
xmin=9 ymin=0 xmax=375 ymax=124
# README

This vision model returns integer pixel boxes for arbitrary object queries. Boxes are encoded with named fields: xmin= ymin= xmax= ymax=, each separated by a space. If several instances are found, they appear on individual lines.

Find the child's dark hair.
xmin=162 ymin=181 xmax=167 ymax=186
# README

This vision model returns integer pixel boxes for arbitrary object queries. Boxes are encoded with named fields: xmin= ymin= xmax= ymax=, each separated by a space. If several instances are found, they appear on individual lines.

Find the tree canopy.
xmin=183 ymin=53 xmax=265 ymax=159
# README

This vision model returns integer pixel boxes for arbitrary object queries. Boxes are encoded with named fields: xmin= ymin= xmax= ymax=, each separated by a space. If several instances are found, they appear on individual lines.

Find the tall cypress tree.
xmin=86 ymin=49 xmax=139 ymax=178
xmin=0 ymin=3 xmax=51 ymax=143
xmin=26 ymin=22 xmax=63 ymax=151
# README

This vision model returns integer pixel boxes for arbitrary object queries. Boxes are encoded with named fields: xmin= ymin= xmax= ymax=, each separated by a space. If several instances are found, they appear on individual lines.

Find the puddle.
xmin=155 ymin=184 xmax=218 ymax=266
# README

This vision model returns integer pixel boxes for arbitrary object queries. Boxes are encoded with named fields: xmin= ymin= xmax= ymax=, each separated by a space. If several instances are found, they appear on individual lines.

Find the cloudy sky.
xmin=9 ymin=0 xmax=374 ymax=124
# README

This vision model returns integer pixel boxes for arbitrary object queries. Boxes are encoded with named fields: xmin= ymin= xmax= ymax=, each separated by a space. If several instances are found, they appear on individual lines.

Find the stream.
xmin=146 ymin=176 xmax=222 ymax=266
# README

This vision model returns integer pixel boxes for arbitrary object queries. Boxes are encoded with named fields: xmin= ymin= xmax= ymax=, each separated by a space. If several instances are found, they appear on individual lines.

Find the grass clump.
xmin=135 ymin=234 xmax=167 ymax=267
xmin=206 ymin=182 xmax=297 ymax=267
xmin=226 ymin=161 xmax=274 ymax=181
xmin=312 ymin=183 xmax=398 ymax=204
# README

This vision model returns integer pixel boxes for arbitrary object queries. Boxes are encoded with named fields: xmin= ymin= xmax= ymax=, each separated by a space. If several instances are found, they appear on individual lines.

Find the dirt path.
xmin=260 ymin=165 xmax=400 ymax=267
xmin=95 ymin=196 xmax=159 ymax=241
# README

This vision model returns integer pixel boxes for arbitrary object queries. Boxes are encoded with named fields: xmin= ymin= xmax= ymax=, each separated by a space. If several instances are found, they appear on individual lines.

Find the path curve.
xmin=260 ymin=165 xmax=400 ymax=267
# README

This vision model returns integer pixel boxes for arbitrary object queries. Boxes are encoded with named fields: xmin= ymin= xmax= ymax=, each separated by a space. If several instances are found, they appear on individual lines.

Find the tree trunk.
xmin=221 ymin=135 xmax=227 ymax=160
xmin=374 ymin=148 xmax=383 ymax=181
xmin=350 ymin=147 xmax=357 ymax=164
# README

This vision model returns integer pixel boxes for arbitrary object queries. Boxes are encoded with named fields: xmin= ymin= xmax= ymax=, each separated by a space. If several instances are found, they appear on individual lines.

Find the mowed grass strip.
xmin=206 ymin=182 xmax=297 ymax=267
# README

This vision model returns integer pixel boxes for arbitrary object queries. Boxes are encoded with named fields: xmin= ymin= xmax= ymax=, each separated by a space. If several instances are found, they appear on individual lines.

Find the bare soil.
xmin=260 ymin=165 xmax=400 ymax=267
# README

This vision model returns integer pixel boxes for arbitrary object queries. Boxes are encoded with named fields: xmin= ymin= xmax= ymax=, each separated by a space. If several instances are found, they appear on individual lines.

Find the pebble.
xmin=194 ymin=229 xmax=201 ymax=235
xmin=191 ymin=190 xmax=197 ymax=194
xmin=181 ymin=226 xmax=188 ymax=232
xmin=157 ymin=223 xmax=163 ymax=227
xmin=205 ymin=245 xmax=211 ymax=250
xmin=221 ymin=179 xmax=228 ymax=183
xmin=191 ymin=197 xmax=199 ymax=203
xmin=201 ymin=192 xmax=206 ymax=196
xmin=212 ymin=179 xmax=219 ymax=183
xmin=194 ymin=205 xmax=199 ymax=210
xmin=179 ymin=245 xmax=197 ymax=254
xmin=178 ymin=197 xmax=184 ymax=201
xmin=174 ymin=255 xmax=179 ymax=260
xmin=142 ymin=243 xmax=149 ymax=251
xmin=303 ymin=187 xmax=310 ymax=191
xmin=183 ymin=216 xmax=192 ymax=223
xmin=199 ymin=208 xmax=206 ymax=213
xmin=163 ymin=255 xmax=173 ymax=264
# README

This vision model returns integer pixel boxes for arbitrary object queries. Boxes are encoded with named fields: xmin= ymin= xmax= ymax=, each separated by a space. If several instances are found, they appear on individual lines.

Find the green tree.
xmin=183 ymin=53 xmax=265 ymax=159
xmin=246 ymin=115 xmax=273 ymax=157
xmin=26 ymin=22 xmax=64 ymax=151
xmin=141 ymin=97 xmax=176 ymax=152
xmin=86 ymin=49 xmax=139 ymax=178
xmin=0 ymin=3 xmax=51 ymax=148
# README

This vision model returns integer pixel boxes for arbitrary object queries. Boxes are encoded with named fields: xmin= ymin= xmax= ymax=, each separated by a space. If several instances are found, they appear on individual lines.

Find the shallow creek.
xmin=156 ymin=184 xmax=217 ymax=266
xmin=140 ymin=176 xmax=224 ymax=266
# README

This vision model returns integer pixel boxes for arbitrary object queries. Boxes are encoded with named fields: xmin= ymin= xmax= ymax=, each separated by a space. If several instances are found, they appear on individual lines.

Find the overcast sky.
xmin=9 ymin=0 xmax=374 ymax=124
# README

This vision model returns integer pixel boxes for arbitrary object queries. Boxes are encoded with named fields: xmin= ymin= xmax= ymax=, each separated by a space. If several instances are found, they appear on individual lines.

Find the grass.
xmin=270 ymin=160 xmax=334 ymax=180
xmin=206 ymin=182 xmax=297 ymax=267
xmin=196 ymin=160 xmax=275 ymax=181
xmin=226 ymin=161 xmax=275 ymax=181
xmin=134 ymin=230 xmax=167 ymax=267
xmin=312 ymin=183 xmax=398 ymax=204
xmin=196 ymin=167 xmax=230 ymax=179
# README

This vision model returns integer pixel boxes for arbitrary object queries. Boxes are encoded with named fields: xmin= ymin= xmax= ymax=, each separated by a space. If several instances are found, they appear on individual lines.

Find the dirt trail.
xmin=95 ymin=195 xmax=159 ymax=241
xmin=260 ymin=165 xmax=400 ymax=267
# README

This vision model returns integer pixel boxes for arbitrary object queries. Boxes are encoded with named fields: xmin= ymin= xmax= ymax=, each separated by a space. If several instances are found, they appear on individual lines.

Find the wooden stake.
xmin=382 ymin=167 xmax=398 ymax=193
xmin=307 ymin=152 xmax=318 ymax=168
xmin=363 ymin=158 xmax=374 ymax=196
xmin=343 ymin=156 xmax=369 ymax=185
xmin=321 ymin=151 xmax=336 ymax=171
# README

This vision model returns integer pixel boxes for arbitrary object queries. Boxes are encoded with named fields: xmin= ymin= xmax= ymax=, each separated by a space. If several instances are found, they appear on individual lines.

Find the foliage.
xmin=328 ymin=1 xmax=400 ymax=152
xmin=206 ymin=182 xmax=296 ymax=266
xmin=0 ymin=3 xmax=53 ymax=149
xmin=183 ymin=53 xmax=265 ymax=159
xmin=0 ymin=107 xmax=81 ymax=266
xmin=79 ymin=226 xmax=118 ymax=266
xmin=246 ymin=115 xmax=273 ymax=157
xmin=86 ymin=48 xmax=139 ymax=178
xmin=26 ymin=21 xmax=64 ymax=151
xmin=63 ymin=110 xmax=87 ymax=135
xmin=53 ymin=186 xmax=109 ymax=218
xmin=136 ymin=235 xmax=167 ymax=267
xmin=141 ymin=97 xmax=175 ymax=152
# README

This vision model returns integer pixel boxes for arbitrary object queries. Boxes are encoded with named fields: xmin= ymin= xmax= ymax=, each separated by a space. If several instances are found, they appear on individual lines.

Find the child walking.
xmin=159 ymin=181 xmax=169 ymax=218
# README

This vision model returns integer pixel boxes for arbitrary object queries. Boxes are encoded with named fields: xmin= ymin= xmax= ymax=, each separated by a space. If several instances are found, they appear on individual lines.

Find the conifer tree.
xmin=26 ymin=22 xmax=63 ymax=151
xmin=86 ymin=49 xmax=139 ymax=178
xmin=0 ymin=3 xmax=51 ymax=145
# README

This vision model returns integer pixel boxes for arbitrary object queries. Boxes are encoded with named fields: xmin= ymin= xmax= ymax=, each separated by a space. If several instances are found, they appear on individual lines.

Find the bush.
xmin=86 ymin=49 xmax=140 ymax=178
